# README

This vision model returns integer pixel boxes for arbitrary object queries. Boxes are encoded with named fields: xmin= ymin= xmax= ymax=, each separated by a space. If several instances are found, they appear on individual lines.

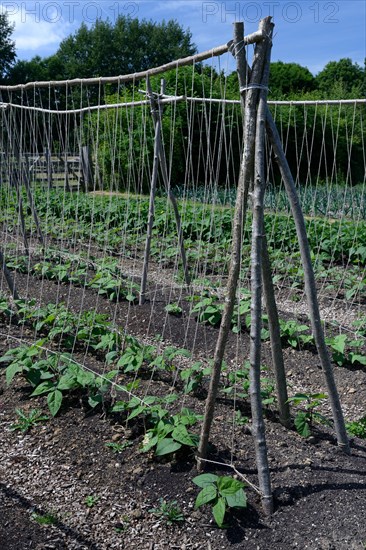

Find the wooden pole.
xmin=157 ymin=79 xmax=190 ymax=286
xmin=22 ymin=155 xmax=45 ymax=246
xmin=45 ymin=147 xmax=53 ymax=189
xmin=139 ymin=112 xmax=161 ymax=305
xmin=11 ymin=170 xmax=29 ymax=255
xmin=57 ymin=153 xmax=71 ymax=192
xmin=197 ymin=20 xmax=263 ymax=469
xmin=261 ymin=233 xmax=291 ymax=427
xmin=0 ymin=249 xmax=20 ymax=301
xmin=265 ymin=108 xmax=350 ymax=453
xmin=249 ymin=17 xmax=274 ymax=516
xmin=81 ymin=145 xmax=94 ymax=192
xmin=0 ymin=33 xmax=266 ymax=92
xmin=143 ymin=78 xmax=191 ymax=287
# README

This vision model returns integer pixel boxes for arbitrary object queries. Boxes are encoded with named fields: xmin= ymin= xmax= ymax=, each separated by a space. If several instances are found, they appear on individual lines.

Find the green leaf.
xmin=179 ymin=408 xmax=201 ymax=425
xmin=111 ymin=400 xmax=128 ymax=412
xmin=212 ymin=497 xmax=226 ymax=528
xmin=141 ymin=433 xmax=159 ymax=453
xmin=31 ymin=380 xmax=55 ymax=396
xmin=349 ymin=353 xmax=366 ymax=366
xmin=26 ymin=369 xmax=43 ymax=387
xmin=294 ymin=412 xmax=311 ymax=438
xmin=194 ymin=485 xmax=217 ymax=508
xmin=126 ymin=404 xmax=146 ymax=421
xmin=89 ymin=392 xmax=103 ymax=408
xmin=6 ymin=363 xmax=23 ymax=385
xmin=287 ymin=393 xmax=310 ymax=405
xmin=329 ymin=334 xmax=347 ymax=353
xmin=57 ymin=373 xmax=78 ymax=391
xmin=172 ymin=425 xmax=196 ymax=447
xmin=76 ymin=369 xmax=96 ymax=387
xmin=193 ymin=473 xmax=219 ymax=488
xmin=105 ymin=351 xmax=118 ymax=364
xmin=155 ymin=438 xmax=181 ymax=456
xmin=47 ymin=389 xmax=63 ymax=416
xmin=225 ymin=488 xmax=247 ymax=508
xmin=217 ymin=476 xmax=244 ymax=496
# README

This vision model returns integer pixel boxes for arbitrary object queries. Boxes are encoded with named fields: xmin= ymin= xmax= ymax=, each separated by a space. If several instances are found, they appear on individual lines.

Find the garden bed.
xmin=1 ymin=266 xmax=366 ymax=549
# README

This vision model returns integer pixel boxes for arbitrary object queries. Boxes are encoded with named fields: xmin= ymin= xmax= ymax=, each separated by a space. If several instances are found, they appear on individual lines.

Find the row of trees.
xmin=0 ymin=13 xmax=365 ymax=190
xmin=87 ymin=67 xmax=365 ymax=192
xmin=0 ymin=13 xmax=365 ymax=98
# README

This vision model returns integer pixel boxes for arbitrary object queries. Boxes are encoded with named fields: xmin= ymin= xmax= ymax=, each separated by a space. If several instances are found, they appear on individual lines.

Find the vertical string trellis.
xmin=0 ymin=20 xmax=362 ymax=520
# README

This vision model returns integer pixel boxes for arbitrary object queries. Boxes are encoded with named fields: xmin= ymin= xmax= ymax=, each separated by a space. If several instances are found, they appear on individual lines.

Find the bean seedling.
xmin=149 ymin=498 xmax=184 ymax=525
xmin=193 ymin=474 xmax=247 ymax=528
xmin=11 ymin=408 xmax=49 ymax=433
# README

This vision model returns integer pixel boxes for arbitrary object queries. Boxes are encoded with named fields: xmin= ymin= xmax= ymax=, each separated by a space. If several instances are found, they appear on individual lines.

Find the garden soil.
xmin=1 ymin=272 xmax=366 ymax=550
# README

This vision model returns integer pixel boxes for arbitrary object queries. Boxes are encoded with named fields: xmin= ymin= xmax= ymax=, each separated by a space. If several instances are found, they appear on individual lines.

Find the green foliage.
xmin=315 ymin=58 xmax=365 ymax=98
xmin=31 ymin=512 xmax=58 ymax=525
xmin=269 ymin=61 xmax=315 ymax=98
xmin=192 ymin=295 xmax=223 ymax=326
xmin=88 ymin=65 xmax=237 ymax=191
xmin=287 ymin=393 xmax=329 ymax=438
xmin=278 ymin=319 xmax=314 ymax=349
xmin=0 ymin=12 xmax=16 ymax=81
xmin=346 ymin=416 xmax=366 ymax=439
xmin=7 ymin=54 xmax=64 ymax=84
xmin=84 ymin=495 xmax=99 ymax=508
xmin=10 ymin=408 xmax=49 ymax=433
xmin=2 ymin=336 xmax=118 ymax=416
xmin=56 ymin=17 xmax=196 ymax=79
xmin=353 ymin=317 xmax=366 ymax=338
xmin=326 ymin=334 xmax=366 ymax=367
xmin=105 ymin=441 xmax=133 ymax=453
xmin=141 ymin=407 xmax=200 ymax=457
xmin=193 ymin=474 xmax=247 ymax=528
xmin=3 ymin=188 xmax=365 ymax=285
xmin=191 ymin=291 xmax=252 ymax=333
xmin=164 ymin=303 xmax=183 ymax=316
xmin=221 ymin=361 xmax=275 ymax=406
xmin=149 ymin=498 xmax=184 ymax=525
xmin=180 ymin=362 xmax=211 ymax=394
xmin=9 ymin=17 xmax=196 ymax=84
xmin=234 ymin=410 xmax=249 ymax=426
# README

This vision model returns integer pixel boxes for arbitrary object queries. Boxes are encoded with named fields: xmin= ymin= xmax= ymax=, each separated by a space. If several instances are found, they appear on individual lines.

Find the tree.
xmin=315 ymin=58 xmax=365 ymax=98
xmin=8 ymin=55 xmax=65 ymax=84
xmin=268 ymin=61 xmax=315 ymax=98
xmin=55 ymin=16 xmax=197 ymax=80
xmin=0 ymin=12 xmax=16 ymax=81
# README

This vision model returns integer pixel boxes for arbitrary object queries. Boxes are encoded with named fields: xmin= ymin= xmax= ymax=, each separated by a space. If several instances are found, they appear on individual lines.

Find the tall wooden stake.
xmin=261 ymin=233 xmax=290 ymax=427
xmin=0 ymin=249 xmax=19 ymax=301
xmin=45 ymin=147 xmax=53 ymax=189
xmin=197 ymin=19 xmax=266 ymax=469
xmin=140 ymin=110 xmax=161 ymax=305
xmin=81 ymin=145 xmax=94 ymax=192
xmin=249 ymin=17 xmax=274 ymax=515
xmin=22 ymin=155 xmax=45 ymax=246
xmin=140 ymin=77 xmax=190 ymax=304
xmin=265 ymin=109 xmax=350 ymax=453
xmin=11 ymin=170 xmax=29 ymax=255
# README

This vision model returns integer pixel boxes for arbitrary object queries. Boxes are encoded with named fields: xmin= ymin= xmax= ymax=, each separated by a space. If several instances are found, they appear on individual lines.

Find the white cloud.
xmin=1 ymin=3 xmax=72 ymax=53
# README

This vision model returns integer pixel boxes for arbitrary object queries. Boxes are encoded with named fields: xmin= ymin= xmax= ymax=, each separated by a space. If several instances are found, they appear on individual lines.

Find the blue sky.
xmin=1 ymin=0 xmax=365 ymax=75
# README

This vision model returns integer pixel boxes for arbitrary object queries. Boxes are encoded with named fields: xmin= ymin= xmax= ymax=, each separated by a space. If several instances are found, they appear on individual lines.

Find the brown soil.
xmin=1 ymin=268 xmax=366 ymax=550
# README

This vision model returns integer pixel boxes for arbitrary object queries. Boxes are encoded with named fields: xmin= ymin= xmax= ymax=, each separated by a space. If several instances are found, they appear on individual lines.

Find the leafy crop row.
xmin=1 ymin=187 xmax=365 ymax=269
